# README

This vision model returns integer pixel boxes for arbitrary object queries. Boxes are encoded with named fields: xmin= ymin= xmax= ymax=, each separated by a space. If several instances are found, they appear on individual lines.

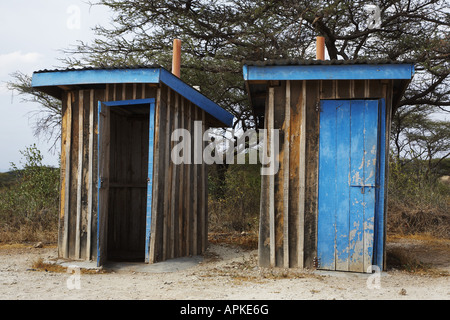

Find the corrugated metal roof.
xmin=243 ymin=58 xmax=415 ymax=66
xmin=34 ymin=64 xmax=163 ymax=74
xmin=32 ymin=64 xmax=234 ymax=126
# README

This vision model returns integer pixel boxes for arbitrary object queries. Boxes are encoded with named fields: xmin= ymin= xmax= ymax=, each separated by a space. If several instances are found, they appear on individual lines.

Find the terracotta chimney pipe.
xmin=316 ymin=36 xmax=325 ymax=60
xmin=172 ymin=39 xmax=181 ymax=78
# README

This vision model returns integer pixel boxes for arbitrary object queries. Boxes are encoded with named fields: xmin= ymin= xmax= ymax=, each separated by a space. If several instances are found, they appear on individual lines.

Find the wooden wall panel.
xmin=257 ymin=78 xmax=393 ymax=269
xmin=59 ymin=82 xmax=211 ymax=263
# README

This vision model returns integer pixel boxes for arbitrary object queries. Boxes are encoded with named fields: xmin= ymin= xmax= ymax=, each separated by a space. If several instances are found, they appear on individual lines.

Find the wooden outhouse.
xmin=243 ymin=59 xmax=414 ymax=272
xmin=32 ymin=66 xmax=233 ymax=266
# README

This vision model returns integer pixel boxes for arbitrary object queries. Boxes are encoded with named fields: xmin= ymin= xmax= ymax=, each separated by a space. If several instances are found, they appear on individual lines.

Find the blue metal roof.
xmin=243 ymin=59 xmax=415 ymax=81
xmin=32 ymin=66 xmax=234 ymax=127
xmin=243 ymin=59 xmax=415 ymax=128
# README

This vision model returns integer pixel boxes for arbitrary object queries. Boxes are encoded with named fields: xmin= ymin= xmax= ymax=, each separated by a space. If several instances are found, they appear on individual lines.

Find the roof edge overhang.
xmin=243 ymin=63 xmax=415 ymax=81
xmin=32 ymin=67 xmax=234 ymax=127
xmin=243 ymin=61 xmax=415 ymax=128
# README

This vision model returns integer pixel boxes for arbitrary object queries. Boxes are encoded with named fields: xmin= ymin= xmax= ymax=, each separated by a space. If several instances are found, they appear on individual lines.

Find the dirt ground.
xmin=0 ymin=236 xmax=448 ymax=300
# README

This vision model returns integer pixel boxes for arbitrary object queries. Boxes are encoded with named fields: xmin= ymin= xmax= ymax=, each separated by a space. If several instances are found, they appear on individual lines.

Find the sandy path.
xmin=0 ymin=241 xmax=448 ymax=300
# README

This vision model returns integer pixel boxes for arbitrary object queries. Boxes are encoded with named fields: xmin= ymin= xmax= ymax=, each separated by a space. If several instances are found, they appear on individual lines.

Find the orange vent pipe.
xmin=172 ymin=39 xmax=181 ymax=78
xmin=316 ymin=36 xmax=325 ymax=60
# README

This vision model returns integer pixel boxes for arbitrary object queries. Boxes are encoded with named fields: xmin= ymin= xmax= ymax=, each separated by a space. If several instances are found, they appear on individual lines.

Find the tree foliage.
xmin=7 ymin=72 xmax=62 ymax=150
xmin=6 ymin=0 xmax=450 ymax=162
xmin=61 ymin=0 xmax=450 ymax=128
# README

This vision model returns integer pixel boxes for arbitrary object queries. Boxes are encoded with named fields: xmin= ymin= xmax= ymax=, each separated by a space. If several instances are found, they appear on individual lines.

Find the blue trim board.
xmin=32 ymin=68 xmax=161 ymax=87
xmin=375 ymin=98 xmax=386 ymax=270
xmin=243 ymin=64 xmax=415 ymax=81
xmin=103 ymin=98 xmax=155 ymax=107
xmin=96 ymin=101 xmax=102 ymax=267
xmin=32 ymin=67 xmax=233 ymax=127
xmin=145 ymin=101 xmax=155 ymax=263
xmin=159 ymin=69 xmax=234 ymax=126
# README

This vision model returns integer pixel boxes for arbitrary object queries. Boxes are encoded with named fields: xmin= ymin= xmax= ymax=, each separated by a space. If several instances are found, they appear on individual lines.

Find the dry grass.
xmin=30 ymin=257 xmax=107 ymax=274
xmin=386 ymin=234 xmax=450 ymax=277
xmin=31 ymin=257 xmax=67 ymax=273
xmin=0 ymin=224 xmax=57 ymax=244
xmin=208 ymin=231 xmax=258 ymax=250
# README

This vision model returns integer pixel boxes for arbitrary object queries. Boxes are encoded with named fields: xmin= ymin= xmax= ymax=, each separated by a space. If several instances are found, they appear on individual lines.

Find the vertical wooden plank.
xmin=97 ymin=93 xmax=111 ymax=266
xmin=304 ymin=80 xmax=320 ymax=268
xmin=122 ymin=83 xmax=127 ymax=100
xmin=90 ymin=88 xmax=102 ymax=261
xmin=362 ymin=100 xmax=379 ymax=272
xmin=383 ymin=81 xmax=393 ymax=271
xmin=335 ymin=101 xmax=351 ymax=271
xmin=201 ymin=109 xmax=207 ymax=254
xmin=350 ymin=80 xmax=355 ymax=99
xmin=58 ymin=96 xmax=67 ymax=258
xmin=149 ymin=87 xmax=162 ymax=263
xmin=354 ymin=80 xmax=366 ymax=98
xmin=268 ymin=87 xmax=275 ymax=267
xmin=273 ymin=83 xmax=286 ymax=267
xmin=364 ymin=80 xmax=370 ymax=98
xmin=75 ymin=90 xmax=84 ymax=259
xmin=258 ymin=91 xmax=270 ymax=267
xmin=317 ymin=100 xmax=337 ymax=271
xmin=68 ymin=91 xmax=80 ymax=258
xmin=185 ymin=101 xmax=192 ymax=256
xmin=142 ymin=83 xmax=146 ymax=99
xmin=368 ymin=80 xmax=382 ymax=98
xmin=287 ymin=80 xmax=302 ymax=268
xmin=283 ymin=80 xmax=290 ymax=268
xmin=170 ymin=93 xmax=179 ymax=258
xmin=178 ymin=98 xmax=185 ymax=257
xmin=320 ymin=80 xmax=335 ymax=99
xmin=162 ymin=88 xmax=172 ymax=260
xmin=192 ymin=105 xmax=198 ymax=256
xmin=337 ymin=80 xmax=351 ymax=99
xmin=132 ymin=83 xmax=137 ymax=100
xmin=86 ymin=89 xmax=95 ymax=260
xmin=298 ymin=81 xmax=307 ymax=269
xmin=62 ymin=92 xmax=72 ymax=259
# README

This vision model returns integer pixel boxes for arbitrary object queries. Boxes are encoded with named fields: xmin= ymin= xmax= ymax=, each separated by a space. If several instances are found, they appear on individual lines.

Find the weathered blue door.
xmin=317 ymin=99 xmax=385 ymax=273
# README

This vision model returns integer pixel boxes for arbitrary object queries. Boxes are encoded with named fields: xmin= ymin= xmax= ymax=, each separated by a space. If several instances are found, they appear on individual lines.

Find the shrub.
xmin=0 ymin=145 xmax=60 ymax=242
xmin=208 ymin=162 xmax=261 ymax=233
xmin=387 ymin=159 xmax=450 ymax=238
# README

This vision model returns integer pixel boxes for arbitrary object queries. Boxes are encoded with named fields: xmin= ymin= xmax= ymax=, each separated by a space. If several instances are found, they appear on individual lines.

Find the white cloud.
xmin=0 ymin=51 xmax=43 ymax=75
xmin=0 ymin=51 xmax=43 ymax=95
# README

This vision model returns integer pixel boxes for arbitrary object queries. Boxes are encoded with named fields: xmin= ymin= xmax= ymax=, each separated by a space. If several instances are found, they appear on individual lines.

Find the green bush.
xmin=209 ymin=162 xmax=261 ymax=233
xmin=387 ymin=158 xmax=450 ymax=238
xmin=0 ymin=145 xmax=60 ymax=242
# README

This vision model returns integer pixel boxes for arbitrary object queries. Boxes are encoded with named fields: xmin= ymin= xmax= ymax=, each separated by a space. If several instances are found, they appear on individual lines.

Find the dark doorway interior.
xmin=107 ymin=104 xmax=150 ymax=262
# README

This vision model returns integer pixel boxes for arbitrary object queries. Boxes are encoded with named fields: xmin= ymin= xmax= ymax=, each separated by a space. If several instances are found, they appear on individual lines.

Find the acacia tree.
xmin=7 ymin=72 xmax=62 ymax=150
xmin=8 ymin=0 xmax=450 ymax=142
xmin=63 ymin=0 xmax=449 ymax=119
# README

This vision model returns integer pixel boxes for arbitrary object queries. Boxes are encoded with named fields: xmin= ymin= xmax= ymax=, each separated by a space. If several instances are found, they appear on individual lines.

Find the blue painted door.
xmin=317 ymin=99 xmax=385 ymax=273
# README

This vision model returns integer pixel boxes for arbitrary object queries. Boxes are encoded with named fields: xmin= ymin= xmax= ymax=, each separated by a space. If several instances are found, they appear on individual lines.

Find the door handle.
xmin=350 ymin=185 xmax=377 ymax=194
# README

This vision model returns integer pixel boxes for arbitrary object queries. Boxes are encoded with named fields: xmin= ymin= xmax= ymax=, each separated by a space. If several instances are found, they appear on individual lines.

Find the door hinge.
xmin=315 ymin=101 xmax=322 ymax=113
xmin=99 ymin=177 xmax=104 ymax=188
xmin=313 ymin=256 xmax=320 ymax=268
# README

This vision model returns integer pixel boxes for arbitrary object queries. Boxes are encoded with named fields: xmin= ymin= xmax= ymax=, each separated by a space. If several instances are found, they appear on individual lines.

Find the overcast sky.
xmin=0 ymin=1 xmax=111 ymax=172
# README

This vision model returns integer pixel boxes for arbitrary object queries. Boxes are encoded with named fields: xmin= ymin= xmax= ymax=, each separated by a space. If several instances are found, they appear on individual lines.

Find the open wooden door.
xmin=97 ymin=99 xmax=155 ymax=266
xmin=97 ymin=101 xmax=110 ymax=267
